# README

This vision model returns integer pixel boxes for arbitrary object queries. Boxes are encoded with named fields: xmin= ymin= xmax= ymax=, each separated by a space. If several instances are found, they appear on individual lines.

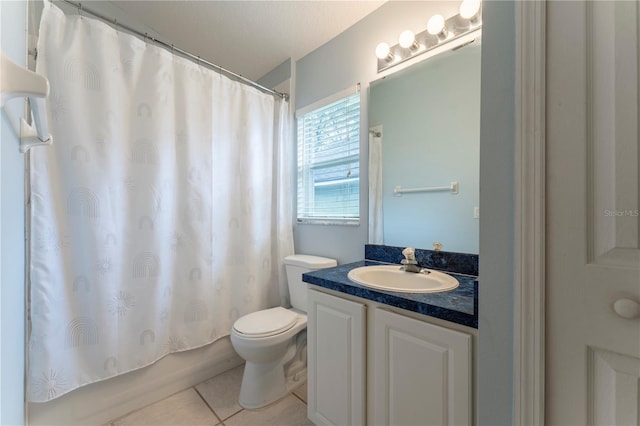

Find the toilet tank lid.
xmin=284 ymin=254 xmax=337 ymax=269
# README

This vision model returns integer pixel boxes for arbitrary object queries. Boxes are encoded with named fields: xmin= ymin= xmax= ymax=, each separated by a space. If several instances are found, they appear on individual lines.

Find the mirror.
xmin=369 ymin=41 xmax=481 ymax=254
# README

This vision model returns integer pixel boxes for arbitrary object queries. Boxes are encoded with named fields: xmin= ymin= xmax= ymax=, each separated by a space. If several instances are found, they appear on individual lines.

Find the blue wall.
xmin=294 ymin=1 xmax=460 ymax=263
xmin=478 ymin=1 xmax=515 ymax=424
xmin=1 ymin=1 xmax=27 ymax=424
xmin=295 ymin=1 xmax=516 ymax=424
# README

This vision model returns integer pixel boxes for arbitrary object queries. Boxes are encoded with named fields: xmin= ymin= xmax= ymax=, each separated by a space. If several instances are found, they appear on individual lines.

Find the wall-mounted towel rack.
xmin=1 ymin=50 xmax=53 ymax=152
xmin=394 ymin=181 xmax=459 ymax=196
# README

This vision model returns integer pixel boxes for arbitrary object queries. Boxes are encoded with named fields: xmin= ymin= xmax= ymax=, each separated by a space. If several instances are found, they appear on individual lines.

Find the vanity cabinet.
xmin=307 ymin=288 xmax=473 ymax=426
xmin=307 ymin=288 xmax=366 ymax=426
xmin=372 ymin=308 xmax=472 ymax=426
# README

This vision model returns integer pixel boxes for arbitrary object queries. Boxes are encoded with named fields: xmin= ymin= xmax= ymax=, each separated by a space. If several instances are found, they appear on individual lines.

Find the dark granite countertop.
xmin=303 ymin=260 xmax=478 ymax=328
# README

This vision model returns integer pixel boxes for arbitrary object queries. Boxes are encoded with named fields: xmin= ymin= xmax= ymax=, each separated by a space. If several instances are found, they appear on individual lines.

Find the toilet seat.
xmin=233 ymin=307 xmax=300 ymax=338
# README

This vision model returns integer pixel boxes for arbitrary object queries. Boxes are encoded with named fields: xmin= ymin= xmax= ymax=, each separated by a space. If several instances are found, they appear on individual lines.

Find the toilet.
xmin=230 ymin=254 xmax=337 ymax=409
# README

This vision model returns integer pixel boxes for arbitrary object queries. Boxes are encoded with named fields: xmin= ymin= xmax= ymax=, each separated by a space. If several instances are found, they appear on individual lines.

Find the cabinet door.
xmin=307 ymin=289 xmax=366 ymax=426
xmin=373 ymin=308 xmax=472 ymax=426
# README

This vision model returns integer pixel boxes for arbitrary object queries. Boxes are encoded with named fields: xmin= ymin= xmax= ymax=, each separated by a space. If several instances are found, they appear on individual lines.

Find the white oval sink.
xmin=347 ymin=265 xmax=459 ymax=293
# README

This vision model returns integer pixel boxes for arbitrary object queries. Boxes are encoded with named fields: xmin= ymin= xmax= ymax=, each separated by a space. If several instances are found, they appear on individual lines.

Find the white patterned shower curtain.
xmin=28 ymin=2 xmax=293 ymax=402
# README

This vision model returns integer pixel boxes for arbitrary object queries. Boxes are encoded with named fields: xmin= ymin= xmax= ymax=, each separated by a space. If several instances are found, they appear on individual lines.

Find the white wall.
xmin=1 ymin=1 xmax=27 ymax=424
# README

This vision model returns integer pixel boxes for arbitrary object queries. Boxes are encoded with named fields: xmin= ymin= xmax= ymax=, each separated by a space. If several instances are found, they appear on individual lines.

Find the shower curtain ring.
xmin=78 ymin=3 xmax=82 ymax=18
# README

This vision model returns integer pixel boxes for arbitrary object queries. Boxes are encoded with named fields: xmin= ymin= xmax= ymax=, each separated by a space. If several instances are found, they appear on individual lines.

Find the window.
xmin=296 ymin=90 xmax=360 ymax=224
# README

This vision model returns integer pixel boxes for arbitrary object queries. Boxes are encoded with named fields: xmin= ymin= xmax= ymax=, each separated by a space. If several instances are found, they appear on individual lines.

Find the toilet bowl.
xmin=230 ymin=254 xmax=337 ymax=409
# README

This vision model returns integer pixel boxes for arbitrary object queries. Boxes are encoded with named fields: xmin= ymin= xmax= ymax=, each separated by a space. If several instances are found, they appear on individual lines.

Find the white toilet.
xmin=230 ymin=254 xmax=337 ymax=409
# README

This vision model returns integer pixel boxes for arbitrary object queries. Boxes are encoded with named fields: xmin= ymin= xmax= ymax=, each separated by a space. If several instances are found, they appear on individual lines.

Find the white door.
xmin=307 ymin=289 xmax=366 ymax=426
xmin=546 ymin=1 xmax=640 ymax=424
xmin=372 ymin=308 xmax=471 ymax=426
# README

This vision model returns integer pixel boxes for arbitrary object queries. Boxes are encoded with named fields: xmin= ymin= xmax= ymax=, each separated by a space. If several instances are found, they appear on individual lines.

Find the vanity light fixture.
xmin=398 ymin=30 xmax=420 ymax=51
xmin=427 ymin=15 xmax=449 ymax=41
xmin=375 ymin=42 xmax=394 ymax=62
xmin=374 ymin=0 xmax=482 ymax=73
xmin=459 ymin=0 xmax=482 ymax=24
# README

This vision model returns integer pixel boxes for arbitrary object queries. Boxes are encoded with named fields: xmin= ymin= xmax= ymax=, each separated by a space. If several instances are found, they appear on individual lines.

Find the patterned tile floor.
xmin=107 ymin=365 xmax=311 ymax=426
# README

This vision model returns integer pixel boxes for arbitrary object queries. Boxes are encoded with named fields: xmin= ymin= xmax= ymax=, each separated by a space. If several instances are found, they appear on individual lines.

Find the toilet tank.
xmin=284 ymin=254 xmax=337 ymax=312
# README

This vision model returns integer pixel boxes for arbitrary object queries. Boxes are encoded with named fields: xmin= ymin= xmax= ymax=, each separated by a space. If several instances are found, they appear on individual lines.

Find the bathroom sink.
xmin=347 ymin=265 xmax=459 ymax=293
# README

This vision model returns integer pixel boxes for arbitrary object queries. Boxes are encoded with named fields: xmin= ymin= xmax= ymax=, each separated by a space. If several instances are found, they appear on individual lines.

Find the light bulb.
xmin=399 ymin=30 xmax=416 ymax=49
xmin=427 ymin=14 xmax=445 ymax=35
xmin=460 ymin=0 xmax=481 ymax=20
xmin=375 ymin=42 xmax=392 ymax=61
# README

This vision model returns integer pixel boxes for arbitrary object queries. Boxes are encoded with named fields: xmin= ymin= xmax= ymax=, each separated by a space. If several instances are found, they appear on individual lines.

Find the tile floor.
xmin=107 ymin=364 xmax=312 ymax=426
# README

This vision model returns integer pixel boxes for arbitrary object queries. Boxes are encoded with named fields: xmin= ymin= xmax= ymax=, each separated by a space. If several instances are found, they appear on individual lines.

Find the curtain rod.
xmin=55 ymin=0 xmax=289 ymax=101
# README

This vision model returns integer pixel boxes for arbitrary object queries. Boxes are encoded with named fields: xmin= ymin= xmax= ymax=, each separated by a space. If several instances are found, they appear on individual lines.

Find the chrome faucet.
xmin=400 ymin=247 xmax=422 ymax=273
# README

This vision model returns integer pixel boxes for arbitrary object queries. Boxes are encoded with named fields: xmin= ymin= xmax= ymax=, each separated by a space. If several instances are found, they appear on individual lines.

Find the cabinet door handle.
xmin=613 ymin=298 xmax=640 ymax=320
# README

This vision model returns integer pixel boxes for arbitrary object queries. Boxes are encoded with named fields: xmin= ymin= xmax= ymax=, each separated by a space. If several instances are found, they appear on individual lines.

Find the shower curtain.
xmin=28 ymin=2 xmax=293 ymax=402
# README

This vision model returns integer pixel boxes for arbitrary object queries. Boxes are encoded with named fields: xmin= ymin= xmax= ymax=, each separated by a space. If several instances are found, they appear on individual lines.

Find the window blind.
xmin=296 ymin=91 xmax=360 ymax=224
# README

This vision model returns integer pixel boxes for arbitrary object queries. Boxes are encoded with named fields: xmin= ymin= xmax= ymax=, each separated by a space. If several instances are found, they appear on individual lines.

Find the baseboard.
xmin=27 ymin=337 xmax=243 ymax=426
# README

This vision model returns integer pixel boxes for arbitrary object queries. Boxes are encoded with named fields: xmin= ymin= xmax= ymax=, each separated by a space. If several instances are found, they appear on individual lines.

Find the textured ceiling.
xmin=108 ymin=1 xmax=387 ymax=82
